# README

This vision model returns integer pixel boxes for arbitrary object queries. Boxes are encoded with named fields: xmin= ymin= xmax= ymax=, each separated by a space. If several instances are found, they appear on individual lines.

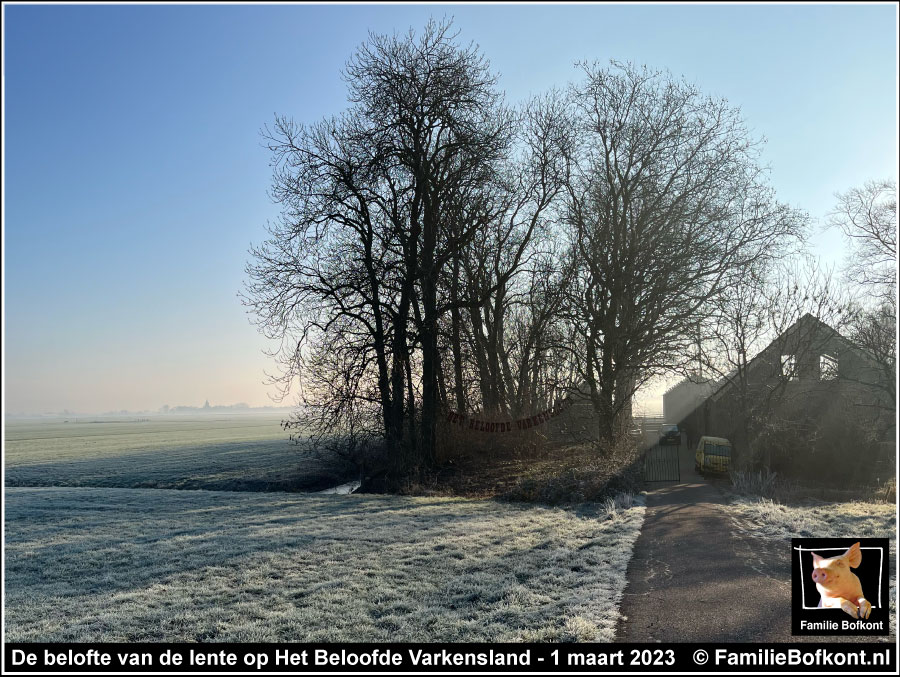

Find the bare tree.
xmin=347 ymin=21 xmax=514 ymax=468
xmin=828 ymin=179 xmax=897 ymax=415
xmin=244 ymin=110 xmax=398 ymax=468
xmin=562 ymin=61 xmax=806 ymax=442
xmin=450 ymin=93 xmax=573 ymax=418
xmin=828 ymin=179 xmax=897 ymax=302
xmin=244 ymin=20 xmax=514 ymax=482
xmin=688 ymin=258 xmax=772 ymax=451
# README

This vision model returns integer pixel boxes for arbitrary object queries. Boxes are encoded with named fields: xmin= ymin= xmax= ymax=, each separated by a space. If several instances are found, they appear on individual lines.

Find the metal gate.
xmin=642 ymin=444 xmax=681 ymax=482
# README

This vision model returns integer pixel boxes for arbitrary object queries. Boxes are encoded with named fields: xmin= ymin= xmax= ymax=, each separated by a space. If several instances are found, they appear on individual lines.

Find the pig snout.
xmin=812 ymin=568 xmax=829 ymax=585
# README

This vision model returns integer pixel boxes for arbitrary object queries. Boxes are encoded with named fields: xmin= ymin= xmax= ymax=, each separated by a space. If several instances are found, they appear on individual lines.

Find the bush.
xmin=729 ymin=467 xmax=811 ymax=503
xmin=499 ymin=436 xmax=642 ymax=505
xmin=730 ymin=468 xmax=780 ymax=498
xmin=435 ymin=417 xmax=546 ymax=464
xmin=601 ymin=491 xmax=636 ymax=520
xmin=750 ymin=406 xmax=890 ymax=486
xmin=874 ymin=477 xmax=896 ymax=503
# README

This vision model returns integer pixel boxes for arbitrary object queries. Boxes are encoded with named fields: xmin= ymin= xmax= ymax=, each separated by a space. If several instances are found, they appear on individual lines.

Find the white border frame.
xmin=794 ymin=545 xmax=884 ymax=610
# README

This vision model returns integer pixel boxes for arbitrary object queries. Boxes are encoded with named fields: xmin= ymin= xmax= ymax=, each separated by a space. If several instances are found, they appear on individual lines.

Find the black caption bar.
xmin=4 ymin=643 xmax=897 ymax=673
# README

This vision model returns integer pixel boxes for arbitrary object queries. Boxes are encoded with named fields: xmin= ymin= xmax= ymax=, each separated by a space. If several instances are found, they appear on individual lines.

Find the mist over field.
xmin=4 ymin=416 xmax=348 ymax=493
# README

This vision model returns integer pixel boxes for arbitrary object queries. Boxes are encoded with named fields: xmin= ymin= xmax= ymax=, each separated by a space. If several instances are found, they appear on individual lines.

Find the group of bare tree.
xmin=244 ymin=20 xmax=836 ymax=485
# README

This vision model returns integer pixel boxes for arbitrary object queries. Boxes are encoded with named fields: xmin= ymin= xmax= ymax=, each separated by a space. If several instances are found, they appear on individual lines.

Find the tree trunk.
xmin=450 ymin=257 xmax=467 ymax=412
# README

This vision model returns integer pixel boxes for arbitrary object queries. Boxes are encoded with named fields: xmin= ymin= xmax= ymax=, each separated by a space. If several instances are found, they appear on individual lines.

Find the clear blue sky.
xmin=4 ymin=3 xmax=897 ymax=414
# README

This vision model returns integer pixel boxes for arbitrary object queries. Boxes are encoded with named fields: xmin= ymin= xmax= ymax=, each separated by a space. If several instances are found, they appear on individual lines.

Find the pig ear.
xmin=844 ymin=542 xmax=862 ymax=568
xmin=811 ymin=552 xmax=823 ymax=566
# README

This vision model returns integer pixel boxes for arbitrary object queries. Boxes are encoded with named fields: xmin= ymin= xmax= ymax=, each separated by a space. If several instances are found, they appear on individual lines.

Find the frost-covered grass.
xmin=725 ymin=497 xmax=895 ymax=543
xmin=5 ymin=487 xmax=645 ymax=643
xmin=4 ymin=417 xmax=347 ymax=491
xmin=724 ymin=496 xmax=896 ymax=635
xmin=730 ymin=469 xmax=783 ymax=498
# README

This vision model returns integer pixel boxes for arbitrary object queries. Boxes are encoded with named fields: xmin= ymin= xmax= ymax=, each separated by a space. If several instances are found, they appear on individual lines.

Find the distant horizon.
xmin=4 ymin=401 xmax=297 ymax=419
xmin=5 ymin=399 xmax=663 ymax=419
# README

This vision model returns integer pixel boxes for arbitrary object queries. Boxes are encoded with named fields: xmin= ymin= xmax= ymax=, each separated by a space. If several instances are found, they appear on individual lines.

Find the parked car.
xmin=658 ymin=423 xmax=681 ymax=446
xmin=694 ymin=436 xmax=732 ymax=475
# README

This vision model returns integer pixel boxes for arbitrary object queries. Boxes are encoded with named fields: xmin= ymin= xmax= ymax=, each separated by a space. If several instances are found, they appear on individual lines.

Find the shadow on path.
xmin=616 ymin=442 xmax=886 ymax=643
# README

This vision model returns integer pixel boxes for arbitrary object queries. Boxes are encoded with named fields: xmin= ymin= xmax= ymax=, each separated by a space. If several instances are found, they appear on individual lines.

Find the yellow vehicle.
xmin=694 ymin=436 xmax=732 ymax=475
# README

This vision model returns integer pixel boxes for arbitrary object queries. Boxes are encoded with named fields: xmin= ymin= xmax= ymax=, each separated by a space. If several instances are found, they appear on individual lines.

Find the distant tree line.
xmin=243 ymin=19 xmax=879 ymax=487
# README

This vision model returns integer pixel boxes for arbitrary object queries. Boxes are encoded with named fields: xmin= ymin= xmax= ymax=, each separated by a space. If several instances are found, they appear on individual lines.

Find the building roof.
xmin=675 ymin=313 xmax=852 ymax=420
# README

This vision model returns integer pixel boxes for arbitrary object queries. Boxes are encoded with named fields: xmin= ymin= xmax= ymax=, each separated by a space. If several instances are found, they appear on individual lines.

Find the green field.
xmin=4 ymin=487 xmax=645 ymax=642
xmin=4 ymin=416 xmax=349 ymax=491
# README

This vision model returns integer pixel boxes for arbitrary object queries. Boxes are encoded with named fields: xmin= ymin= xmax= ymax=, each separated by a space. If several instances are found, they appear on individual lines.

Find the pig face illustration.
xmin=811 ymin=542 xmax=871 ymax=619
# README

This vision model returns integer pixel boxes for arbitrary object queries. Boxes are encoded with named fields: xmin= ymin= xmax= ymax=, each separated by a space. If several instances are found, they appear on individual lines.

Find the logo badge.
xmin=792 ymin=537 xmax=889 ymax=635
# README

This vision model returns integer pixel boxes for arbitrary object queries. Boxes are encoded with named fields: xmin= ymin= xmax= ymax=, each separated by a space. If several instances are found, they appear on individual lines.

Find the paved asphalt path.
xmin=616 ymin=441 xmax=885 ymax=643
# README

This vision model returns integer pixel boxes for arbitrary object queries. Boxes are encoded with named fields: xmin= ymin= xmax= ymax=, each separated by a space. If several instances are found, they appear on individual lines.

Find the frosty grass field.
xmin=4 ymin=417 xmax=646 ymax=642
xmin=4 ymin=416 xmax=344 ymax=491
xmin=724 ymin=497 xmax=897 ymax=635
xmin=5 ymin=489 xmax=644 ymax=642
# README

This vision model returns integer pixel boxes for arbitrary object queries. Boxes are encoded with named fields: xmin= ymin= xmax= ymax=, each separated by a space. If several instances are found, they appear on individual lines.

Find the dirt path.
xmin=616 ymin=442 xmax=881 ymax=643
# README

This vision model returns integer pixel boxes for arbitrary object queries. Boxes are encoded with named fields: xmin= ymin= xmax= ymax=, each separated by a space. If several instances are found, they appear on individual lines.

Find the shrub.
xmin=435 ymin=417 xmax=546 ymax=464
xmin=730 ymin=468 xmax=779 ymax=497
xmin=874 ymin=477 xmax=896 ymax=503
xmin=500 ymin=436 xmax=642 ymax=505
xmin=601 ymin=492 xmax=636 ymax=519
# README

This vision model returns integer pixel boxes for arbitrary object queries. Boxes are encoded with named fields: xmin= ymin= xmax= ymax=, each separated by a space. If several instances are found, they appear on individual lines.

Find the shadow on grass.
xmin=5 ymin=439 xmax=354 ymax=493
xmin=5 ymin=487 xmax=643 ymax=642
